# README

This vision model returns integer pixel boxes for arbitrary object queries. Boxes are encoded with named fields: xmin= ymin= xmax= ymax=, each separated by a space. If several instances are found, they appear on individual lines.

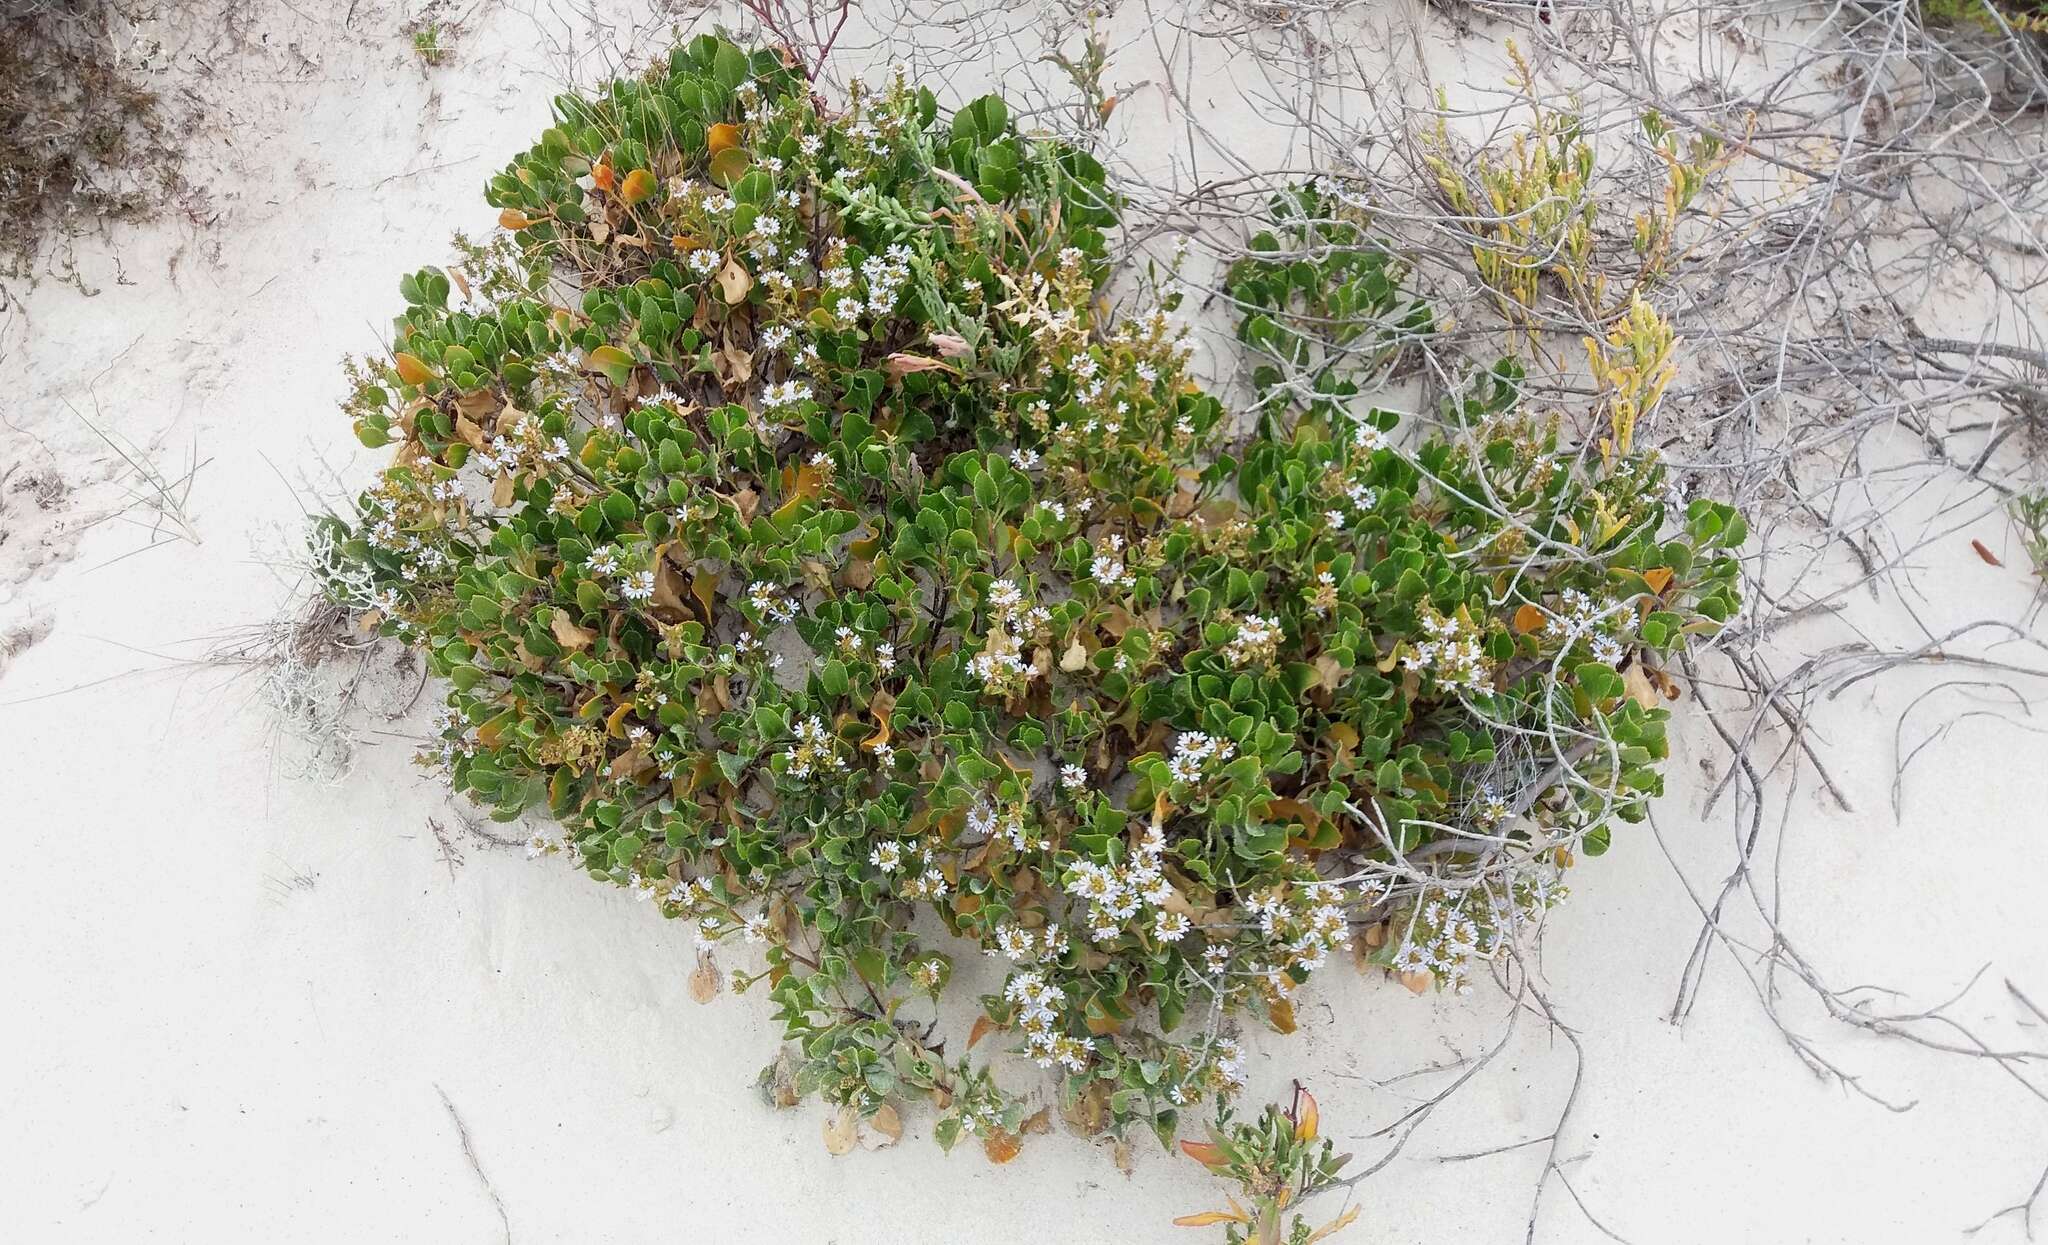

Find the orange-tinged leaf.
xmin=1084 ymin=1008 xmax=1124 ymax=1037
xmin=1398 ymin=969 xmax=1434 ymax=995
xmin=591 ymin=161 xmax=615 ymax=192
xmin=1268 ymin=997 xmax=1298 ymax=1034
xmin=393 ymin=352 xmax=437 ymax=386
xmin=981 ymin=1128 xmax=1022 ymax=1164
xmin=605 ymin=700 xmax=635 ymax=739
xmin=706 ymin=122 xmax=741 ymax=155
xmin=1513 ymin=602 xmax=1547 ymax=634
xmin=1305 ymin=1207 xmax=1361 ymax=1242
xmin=1294 ymin=1090 xmax=1319 ymax=1142
xmin=1643 ymin=566 xmax=1674 ymax=595
xmin=1179 ymin=1139 xmax=1226 ymax=1167
xmin=1173 ymin=1211 xmax=1249 ymax=1228
xmin=619 ymin=168 xmax=657 ymax=205
xmin=709 ymin=146 xmax=750 ymax=187
xmin=498 ymin=207 xmax=531 ymax=231
xmin=586 ymin=344 xmax=634 ymax=385
xmin=967 ymin=1015 xmax=1000 ymax=1050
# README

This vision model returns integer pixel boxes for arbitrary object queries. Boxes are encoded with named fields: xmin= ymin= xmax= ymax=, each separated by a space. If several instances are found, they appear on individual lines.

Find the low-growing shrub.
xmin=1921 ymin=0 xmax=2048 ymax=36
xmin=0 ymin=0 xmax=186 ymax=286
xmin=320 ymin=33 xmax=1742 ymax=1203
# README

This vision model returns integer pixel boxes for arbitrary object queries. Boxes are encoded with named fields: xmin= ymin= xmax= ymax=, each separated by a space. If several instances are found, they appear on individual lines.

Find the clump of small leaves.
xmin=320 ymin=35 xmax=1743 ymax=1214
xmin=2011 ymin=488 xmax=2048 ymax=581
xmin=1421 ymin=44 xmax=1730 ymax=329
xmin=1920 ymin=0 xmax=2048 ymax=36
xmin=411 ymin=23 xmax=449 ymax=67
xmin=1175 ymin=1089 xmax=1356 ymax=1245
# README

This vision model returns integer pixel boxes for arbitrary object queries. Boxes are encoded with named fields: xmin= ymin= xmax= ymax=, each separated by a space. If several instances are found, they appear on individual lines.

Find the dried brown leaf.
xmin=861 ymin=1103 xmax=903 ymax=1149
xmin=716 ymin=258 xmax=752 ymax=305
xmin=823 ymin=1104 xmax=859 ymax=1156
xmin=688 ymin=951 xmax=722 ymax=1004
xmin=550 ymin=608 xmax=595 ymax=652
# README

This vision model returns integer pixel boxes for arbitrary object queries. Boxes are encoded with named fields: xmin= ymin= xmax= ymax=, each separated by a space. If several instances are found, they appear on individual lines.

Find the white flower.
xmin=762 ymin=379 xmax=813 ymax=409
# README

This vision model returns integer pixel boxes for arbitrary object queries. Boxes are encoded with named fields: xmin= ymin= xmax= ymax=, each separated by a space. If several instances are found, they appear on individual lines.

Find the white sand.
xmin=2 ymin=2 xmax=2043 ymax=1241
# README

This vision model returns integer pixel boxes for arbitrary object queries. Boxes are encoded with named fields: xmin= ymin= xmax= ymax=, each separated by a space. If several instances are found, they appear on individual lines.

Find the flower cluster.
xmin=1062 ymin=820 xmax=1182 ymax=944
xmin=1004 ymin=969 xmax=1091 ymax=1072
xmin=1404 ymin=607 xmax=1493 ymax=695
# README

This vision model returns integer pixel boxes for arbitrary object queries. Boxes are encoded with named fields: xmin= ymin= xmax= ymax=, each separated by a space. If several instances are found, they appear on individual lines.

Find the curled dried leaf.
xmin=883 ymin=352 xmax=956 ymax=382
